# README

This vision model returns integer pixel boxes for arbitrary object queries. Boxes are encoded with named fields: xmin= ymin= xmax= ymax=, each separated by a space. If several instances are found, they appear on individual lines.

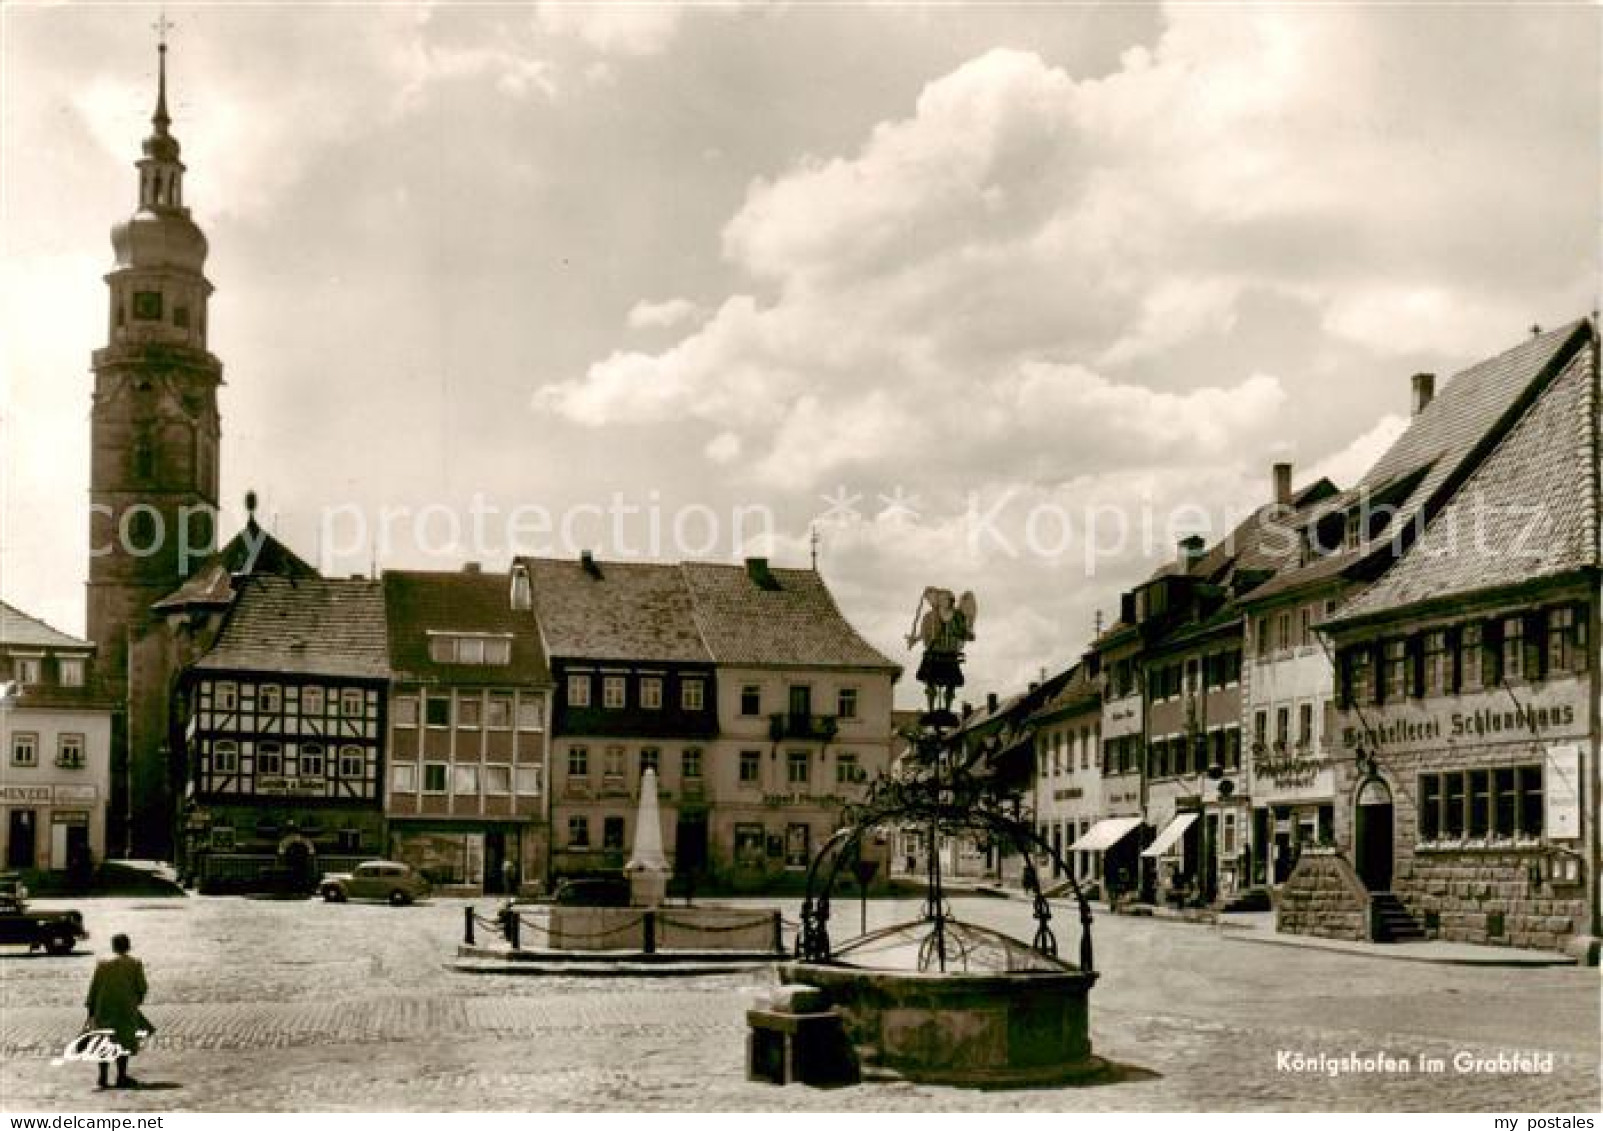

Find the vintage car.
xmin=318 ymin=860 xmax=430 ymax=906
xmin=552 ymin=875 xmax=631 ymax=907
xmin=0 ymin=883 xmax=89 ymax=955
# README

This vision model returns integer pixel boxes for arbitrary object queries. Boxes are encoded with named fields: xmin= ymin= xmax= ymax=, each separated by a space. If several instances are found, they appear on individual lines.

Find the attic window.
xmin=428 ymin=633 xmax=512 ymax=665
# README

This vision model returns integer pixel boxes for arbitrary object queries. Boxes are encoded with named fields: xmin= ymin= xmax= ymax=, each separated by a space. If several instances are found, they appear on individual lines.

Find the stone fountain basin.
xmin=779 ymin=922 xmax=1100 ymax=1087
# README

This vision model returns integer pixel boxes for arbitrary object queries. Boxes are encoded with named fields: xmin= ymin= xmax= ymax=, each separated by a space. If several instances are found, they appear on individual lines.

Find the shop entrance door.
xmin=675 ymin=813 xmax=708 ymax=877
xmin=7 ymin=809 xmax=35 ymax=869
xmin=1354 ymin=779 xmax=1394 ymax=892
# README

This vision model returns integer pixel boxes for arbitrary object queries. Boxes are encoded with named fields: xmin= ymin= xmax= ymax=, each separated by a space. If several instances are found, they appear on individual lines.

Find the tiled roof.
xmin=0 ymin=601 xmax=91 ymax=651
xmin=153 ymin=521 xmax=319 ymax=612
xmin=382 ymin=570 xmax=551 ymax=686
xmin=520 ymin=557 xmax=710 ymax=664
xmin=193 ymin=575 xmax=389 ymax=679
xmin=1335 ymin=335 xmax=1600 ymax=623
xmin=1238 ymin=547 xmax=1360 ymax=606
xmin=679 ymin=562 xmax=899 ymax=671
xmin=1354 ymin=320 xmax=1589 ymax=542
xmin=1028 ymin=662 xmax=1098 ymax=723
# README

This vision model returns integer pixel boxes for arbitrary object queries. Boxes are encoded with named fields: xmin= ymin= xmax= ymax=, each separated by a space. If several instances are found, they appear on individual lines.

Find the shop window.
xmin=1467 ymin=769 xmax=1490 ymax=838
xmin=457 ymin=694 xmax=483 ymax=730
xmin=739 ymin=749 xmax=761 ymax=784
xmin=425 ymin=696 xmax=450 ymax=728
xmin=836 ymin=687 xmax=858 ymax=720
xmin=1419 ymin=775 xmax=1441 ymax=841
xmin=603 ymin=676 xmax=626 ymax=709
xmin=423 ymin=763 xmax=448 ymax=793
xmin=567 ymin=746 xmax=589 ymax=779
xmin=567 ymin=816 xmax=590 ymax=848
xmin=1493 ymin=767 xmax=1517 ymax=838
xmin=567 ymin=673 xmax=591 ymax=708
xmin=514 ymin=766 xmax=542 ymax=796
xmin=785 ymin=823 xmax=810 ymax=868
xmin=740 ymin=685 xmax=762 ymax=716
xmin=1443 ymin=772 xmax=1465 ymax=838
xmin=734 ymin=824 xmax=765 ymax=866
xmin=516 ymin=695 xmax=543 ymax=731
xmin=787 ymin=749 xmax=809 ymax=785
xmin=603 ymin=817 xmax=625 ymax=850
xmin=212 ymin=740 xmax=237 ymax=774
xmin=640 ymin=677 xmax=662 ymax=709
xmin=682 ymin=747 xmax=702 ymax=780
xmin=10 ymin=732 xmax=37 ymax=767
xmin=298 ymin=744 xmax=324 ymax=778
xmin=392 ymin=763 xmax=417 ymax=793
xmin=1518 ymin=766 xmax=1544 ymax=837
xmin=393 ymin=696 xmax=419 ymax=727
xmin=682 ymin=678 xmax=705 ymax=711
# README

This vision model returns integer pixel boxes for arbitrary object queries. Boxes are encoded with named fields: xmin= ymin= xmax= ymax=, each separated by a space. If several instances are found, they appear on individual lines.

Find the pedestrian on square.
xmin=501 ymin=858 xmax=517 ymax=896
xmin=84 ymin=933 xmax=153 ymax=1089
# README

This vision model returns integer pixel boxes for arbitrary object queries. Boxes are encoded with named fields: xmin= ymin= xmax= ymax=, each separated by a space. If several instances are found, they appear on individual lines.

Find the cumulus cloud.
xmin=534 ymin=4 xmax=691 ymax=58
xmin=626 ymin=297 xmax=703 ymax=331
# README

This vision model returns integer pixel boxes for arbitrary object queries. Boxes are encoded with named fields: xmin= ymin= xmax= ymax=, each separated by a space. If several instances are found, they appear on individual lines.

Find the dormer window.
xmin=510 ymin=565 xmax=532 ymax=611
xmin=428 ymin=633 xmax=512 ymax=665
xmin=59 ymin=658 xmax=85 ymax=688
xmin=13 ymin=656 xmax=41 ymax=685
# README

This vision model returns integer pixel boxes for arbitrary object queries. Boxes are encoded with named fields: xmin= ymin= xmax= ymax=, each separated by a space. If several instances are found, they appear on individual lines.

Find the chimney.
xmin=986 ymin=692 xmax=999 ymax=714
xmin=1272 ymin=462 xmax=1293 ymax=506
xmin=1411 ymin=372 xmax=1435 ymax=416
xmin=509 ymin=562 xmax=532 ymax=611
xmin=462 ymin=561 xmax=482 ymax=574
xmin=580 ymin=550 xmax=602 ymax=579
xmin=745 ymin=556 xmax=779 ymax=590
xmin=1178 ymin=534 xmax=1206 ymax=568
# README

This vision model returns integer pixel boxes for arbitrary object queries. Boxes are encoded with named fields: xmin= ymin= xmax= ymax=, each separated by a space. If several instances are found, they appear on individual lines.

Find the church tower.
xmin=87 ymin=38 xmax=223 ymax=856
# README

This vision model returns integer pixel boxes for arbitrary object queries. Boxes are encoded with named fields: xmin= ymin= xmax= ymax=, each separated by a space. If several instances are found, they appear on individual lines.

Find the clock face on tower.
xmin=133 ymin=290 xmax=163 ymax=320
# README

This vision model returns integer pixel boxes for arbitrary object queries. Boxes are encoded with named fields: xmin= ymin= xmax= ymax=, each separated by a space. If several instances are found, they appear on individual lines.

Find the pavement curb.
xmin=1223 ymin=930 xmax=1577 ymax=967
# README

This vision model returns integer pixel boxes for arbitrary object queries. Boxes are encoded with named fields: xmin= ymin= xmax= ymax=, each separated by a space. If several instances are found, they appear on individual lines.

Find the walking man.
xmin=85 ymin=933 xmax=152 ymax=1089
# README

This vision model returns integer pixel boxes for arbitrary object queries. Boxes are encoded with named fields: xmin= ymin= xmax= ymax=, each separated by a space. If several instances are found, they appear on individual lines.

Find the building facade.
xmin=682 ymin=560 xmax=898 ymax=887
xmin=181 ymin=577 xmax=389 ymax=891
xmin=526 ymin=555 xmax=719 ymax=884
xmin=1314 ymin=322 xmax=1600 ymax=953
xmin=1029 ymin=665 xmax=1103 ymax=888
xmin=0 ymin=604 xmax=114 ymax=879
xmin=383 ymin=566 xmax=551 ymax=893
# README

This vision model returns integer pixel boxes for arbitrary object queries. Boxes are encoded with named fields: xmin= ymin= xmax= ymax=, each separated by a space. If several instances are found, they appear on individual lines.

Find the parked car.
xmin=552 ymin=876 xmax=631 ymax=907
xmin=319 ymin=861 xmax=430 ymax=906
xmin=0 ymin=885 xmax=89 ymax=955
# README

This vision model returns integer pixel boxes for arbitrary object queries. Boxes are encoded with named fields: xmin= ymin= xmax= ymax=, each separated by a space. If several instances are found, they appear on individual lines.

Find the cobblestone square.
xmin=1 ymin=894 xmax=1597 ymax=1112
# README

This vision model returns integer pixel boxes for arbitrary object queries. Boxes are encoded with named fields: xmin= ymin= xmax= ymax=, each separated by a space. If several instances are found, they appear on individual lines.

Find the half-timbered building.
xmin=182 ymin=575 xmax=389 ymax=891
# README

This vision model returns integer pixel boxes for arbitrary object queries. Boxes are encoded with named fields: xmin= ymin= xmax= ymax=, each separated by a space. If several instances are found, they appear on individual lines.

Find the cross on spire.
xmin=151 ymin=12 xmax=175 ymax=133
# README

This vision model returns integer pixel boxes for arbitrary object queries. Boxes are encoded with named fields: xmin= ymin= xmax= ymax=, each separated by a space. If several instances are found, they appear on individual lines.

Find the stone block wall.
xmin=1398 ymin=850 xmax=1585 ymax=950
xmin=1276 ymin=849 xmax=1369 ymax=941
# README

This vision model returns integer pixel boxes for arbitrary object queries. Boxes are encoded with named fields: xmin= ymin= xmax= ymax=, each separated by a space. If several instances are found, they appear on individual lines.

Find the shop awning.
xmin=1067 ymin=816 xmax=1142 ymax=853
xmin=1141 ymin=812 xmax=1198 ymax=858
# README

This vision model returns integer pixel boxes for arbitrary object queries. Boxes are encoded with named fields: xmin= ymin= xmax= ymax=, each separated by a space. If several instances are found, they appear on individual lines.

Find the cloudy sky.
xmin=3 ymin=2 xmax=1597 ymax=705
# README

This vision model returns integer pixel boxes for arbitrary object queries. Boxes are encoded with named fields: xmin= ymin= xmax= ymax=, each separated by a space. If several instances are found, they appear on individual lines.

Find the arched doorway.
xmin=1353 ymin=777 xmax=1394 ymax=892
xmin=278 ymin=834 xmax=317 ymax=893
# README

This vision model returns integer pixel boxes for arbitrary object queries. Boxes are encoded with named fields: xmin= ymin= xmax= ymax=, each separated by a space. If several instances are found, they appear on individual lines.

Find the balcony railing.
xmin=768 ymin=713 xmax=839 ymax=742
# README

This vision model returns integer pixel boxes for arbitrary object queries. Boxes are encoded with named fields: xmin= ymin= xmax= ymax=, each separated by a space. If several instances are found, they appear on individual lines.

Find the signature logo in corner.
xmin=50 ymin=1029 xmax=150 ymax=1066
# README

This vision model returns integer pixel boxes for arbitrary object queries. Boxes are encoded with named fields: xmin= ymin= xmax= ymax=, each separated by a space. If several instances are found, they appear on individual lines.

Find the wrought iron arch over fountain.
xmin=794 ymin=586 xmax=1095 ymax=977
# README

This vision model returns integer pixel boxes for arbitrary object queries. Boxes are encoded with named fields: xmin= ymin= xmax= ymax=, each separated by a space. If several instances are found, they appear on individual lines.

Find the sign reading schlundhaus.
xmin=1338 ymin=683 xmax=1585 ymax=754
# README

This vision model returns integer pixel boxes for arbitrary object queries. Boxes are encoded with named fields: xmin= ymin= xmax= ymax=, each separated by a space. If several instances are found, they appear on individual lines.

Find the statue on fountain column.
xmin=905 ymin=587 xmax=977 ymax=715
